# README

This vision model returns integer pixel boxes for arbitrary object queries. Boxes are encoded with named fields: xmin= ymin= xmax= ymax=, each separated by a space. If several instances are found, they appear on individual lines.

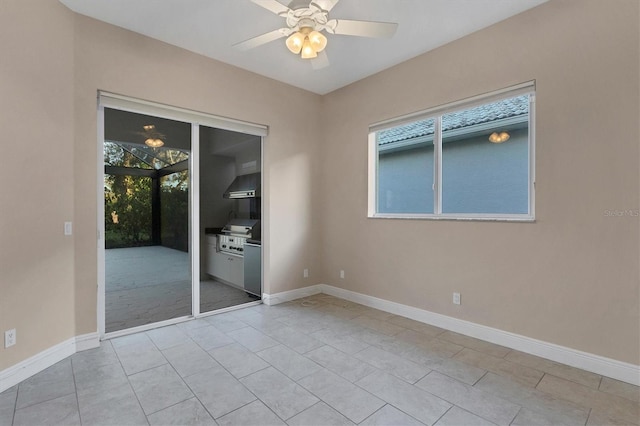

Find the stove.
xmin=217 ymin=219 xmax=260 ymax=257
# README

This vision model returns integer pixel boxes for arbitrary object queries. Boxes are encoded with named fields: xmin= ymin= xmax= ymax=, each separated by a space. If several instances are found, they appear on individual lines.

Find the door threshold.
xmin=196 ymin=299 xmax=263 ymax=319
xmin=103 ymin=315 xmax=194 ymax=340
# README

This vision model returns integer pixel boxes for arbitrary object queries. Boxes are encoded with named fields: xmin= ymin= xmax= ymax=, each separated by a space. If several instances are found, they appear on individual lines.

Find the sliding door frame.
xmin=97 ymin=92 xmax=267 ymax=339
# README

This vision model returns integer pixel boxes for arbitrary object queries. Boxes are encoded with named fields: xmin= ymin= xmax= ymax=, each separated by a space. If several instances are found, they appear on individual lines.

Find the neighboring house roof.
xmin=378 ymin=95 xmax=529 ymax=145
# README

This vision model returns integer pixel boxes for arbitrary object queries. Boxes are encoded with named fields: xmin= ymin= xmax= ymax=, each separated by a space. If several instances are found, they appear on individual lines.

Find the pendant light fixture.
xmin=142 ymin=124 xmax=165 ymax=148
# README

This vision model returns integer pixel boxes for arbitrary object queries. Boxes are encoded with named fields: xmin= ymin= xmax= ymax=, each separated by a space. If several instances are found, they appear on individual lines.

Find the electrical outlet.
xmin=5 ymin=329 xmax=16 ymax=348
xmin=303 ymin=268 xmax=309 ymax=278
xmin=340 ymin=270 xmax=345 ymax=279
xmin=453 ymin=292 xmax=461 ymax=305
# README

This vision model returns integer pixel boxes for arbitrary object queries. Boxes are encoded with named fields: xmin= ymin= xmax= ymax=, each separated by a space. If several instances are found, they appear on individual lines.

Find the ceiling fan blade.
xmin=234 ymin=29 xmax=288 ymax=51
xmin=311 ymin=0 xmax=340 ymax=12
xmin=311 ymin=50 xmax=330 ymax=70
xmin=329 ymin=19 xmax=398 ymax=38
xmin=251 ymin=0 xmax=290 ymax=16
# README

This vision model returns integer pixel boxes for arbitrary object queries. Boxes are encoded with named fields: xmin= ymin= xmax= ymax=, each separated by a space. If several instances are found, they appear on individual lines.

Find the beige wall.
xmin=0 ymin=1 xmax=76 ymax=369
xmin=1 ymin=0 xmax=323 ymax=370
xmin=319 ymin=0 xmax=639 ymax=364
xmin=1 ymin=0 xmax=638 ymax=373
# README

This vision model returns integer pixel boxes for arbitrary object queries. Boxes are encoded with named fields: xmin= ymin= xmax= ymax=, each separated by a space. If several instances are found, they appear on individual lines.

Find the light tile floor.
xmin=1 ymin=294 xmax=638 ymax=425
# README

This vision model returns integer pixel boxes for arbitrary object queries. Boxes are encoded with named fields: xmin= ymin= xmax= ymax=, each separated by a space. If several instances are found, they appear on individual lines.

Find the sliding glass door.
xmin=198 ymin=125 xmax=262 ymax=314
xmin=103 ymin=109 xmax=192 ymax=333
xmin=98 ymin=93 xmax=267 ymax=338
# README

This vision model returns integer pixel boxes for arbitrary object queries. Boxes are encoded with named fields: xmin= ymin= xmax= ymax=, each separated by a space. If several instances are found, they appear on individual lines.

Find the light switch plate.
xmin=64 ymin=221 xmax=72 ymax=236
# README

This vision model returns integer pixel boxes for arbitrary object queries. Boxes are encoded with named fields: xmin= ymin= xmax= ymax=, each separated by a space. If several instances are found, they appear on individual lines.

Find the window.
xmin=368 ymin=83 xmax=535 ymax=220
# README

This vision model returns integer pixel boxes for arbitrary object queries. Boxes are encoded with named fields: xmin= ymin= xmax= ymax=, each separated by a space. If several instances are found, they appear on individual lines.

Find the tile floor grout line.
xmin=535 ymin=371 xmax=615 ymax=399
xmin=237 ymin=368 xmax=311 ymax=423
xmin=254 ymin=347 xmax=321 ymax=383
xmin=144 ymin=394 xmax=196 ymax=418
xmin=176 ymin=374 xmax=220 ymax=422
xmin=502 ymin=353 xmax=605 ymax=391
xmin=584 ymin=407 xmax=593 ymax=426
xmin=10 ymin=385 xmax=18 ymax=426
xmin=69 ymin=357 xmax=83 ymax=425
xmin=411 ymin=371 xmax=522 ymax=426
xmin=11 ymin=384 xmax=77 ymax=412
xmin=508 ymin=406 xmax=523 ymax=425
xmin=431 ymin=404 xmax=454 ymax=426
xmin=468 ymin=369 xmax=488 ymax=388
xmin=358 ymin=402 xmax=428 ymax=426
xmin=196 ymin=333 xmax=276 ymax=420
xmin=532 ymin=370 xmax=546 ymax=389
xmin=225 ymin=397 xmax=283 ymax=424
xmin=597 ymin=374 xmax=603 ymax=390
xmin=291 ymin=374 xmax=365 ymax=424
xmin=125 ymin=374 xmax=151 ymax=425
xmin=111 ymin=340 xmax=153 ymax=426
xmin=506 ymin=402 xmax=520 ymax=425
xmin=290 ymin=400 xmax=333 ymax=424
xmin=347 ymin=368 xmax=419 ymax=415
xmin=143 ymin=353 xmax=200 ymax=419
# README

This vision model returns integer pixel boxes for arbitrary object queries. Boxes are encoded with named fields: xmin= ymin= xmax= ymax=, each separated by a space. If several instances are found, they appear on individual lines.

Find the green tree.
xmin=104 ymin=142 xmax=153 ymax=248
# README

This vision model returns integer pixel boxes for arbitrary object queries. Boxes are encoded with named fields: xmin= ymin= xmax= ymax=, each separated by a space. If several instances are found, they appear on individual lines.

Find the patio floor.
xmin=106 ymin=246 xmax=259 ymax=332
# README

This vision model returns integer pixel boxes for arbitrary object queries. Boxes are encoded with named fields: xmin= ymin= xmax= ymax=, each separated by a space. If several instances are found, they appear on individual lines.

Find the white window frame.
xmin=368 ymin=81 xmax=536 ymax=222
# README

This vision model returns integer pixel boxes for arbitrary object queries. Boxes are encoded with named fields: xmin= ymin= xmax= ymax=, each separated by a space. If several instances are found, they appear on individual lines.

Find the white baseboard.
xmin=319 ymin=284 xmax=639 ymax=386
xmin=0 ymin=338 xmax=75 ymax=393
xmin=75 ymin=332 xmax=100 ymax=352
xmin=262 ymin=284 xmax=323 ymax=305
xmin=0 ymin=331 xmax=100 ymax=394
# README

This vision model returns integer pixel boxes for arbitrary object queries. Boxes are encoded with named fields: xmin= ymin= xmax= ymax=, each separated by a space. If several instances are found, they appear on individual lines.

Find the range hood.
xmin=223 ymin=172 xmax=261 ymax=199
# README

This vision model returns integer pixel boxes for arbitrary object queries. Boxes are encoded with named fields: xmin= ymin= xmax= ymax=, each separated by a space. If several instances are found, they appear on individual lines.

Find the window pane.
xmin=377 ymin=118 xmax=435 ymax=213
xmin=442 ymin=95 xmax=529 ymax=214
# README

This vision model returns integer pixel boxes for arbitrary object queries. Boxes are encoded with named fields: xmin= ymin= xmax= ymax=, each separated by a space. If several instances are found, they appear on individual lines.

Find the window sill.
xmin=368 ymin=213 xmax=535 ymax=222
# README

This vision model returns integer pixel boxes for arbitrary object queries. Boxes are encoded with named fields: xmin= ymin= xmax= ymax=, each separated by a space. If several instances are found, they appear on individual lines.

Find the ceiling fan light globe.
xmin=308 ymin=30 xmax=327 ymax=52
xmin=145 ymin=138 xmax=164 ymax=148
xmin=301 ymin=38 xmax=317 ymax=58
xmin=286 ymin=32 xmax=305 ymax=54
xmin=488 ymin=131 xmax=510 ymax=143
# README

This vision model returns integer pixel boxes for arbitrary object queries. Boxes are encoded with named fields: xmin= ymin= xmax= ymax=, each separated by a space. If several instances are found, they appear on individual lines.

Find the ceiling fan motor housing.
xmin=285 ymin=1 xmax=329 ymax=31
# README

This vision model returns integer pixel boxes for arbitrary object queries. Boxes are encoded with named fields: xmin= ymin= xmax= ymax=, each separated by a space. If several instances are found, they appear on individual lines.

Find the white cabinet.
xmin=206 ymin=243 xmax=244 ymax=288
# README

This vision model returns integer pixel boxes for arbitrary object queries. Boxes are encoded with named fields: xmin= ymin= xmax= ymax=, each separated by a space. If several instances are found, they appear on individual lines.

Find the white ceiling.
xmin=59 ymin=0 xmax=547 ymax=95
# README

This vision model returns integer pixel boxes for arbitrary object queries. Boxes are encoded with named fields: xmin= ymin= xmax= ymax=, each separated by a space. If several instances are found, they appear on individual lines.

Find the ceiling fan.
xmin=134 ymin=124 xmax=166 ymax=148
xmin=234 ymin=0 xmax=398 ymax=69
